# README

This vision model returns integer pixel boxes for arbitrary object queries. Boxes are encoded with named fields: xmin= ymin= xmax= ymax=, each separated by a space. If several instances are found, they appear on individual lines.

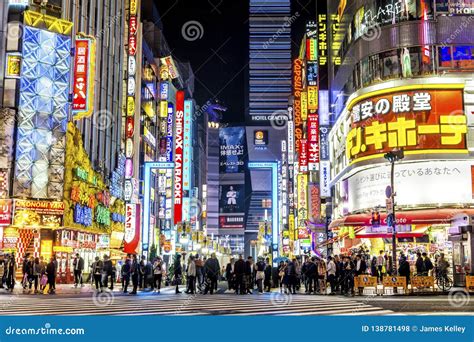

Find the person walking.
xmin=174 ymin=254 xmax=183 ymax=294
xmin=370 ymin=256 xmax=377 ymax=277
xmin=234 ymin=255 xmax=245 ymax=294
xmin=21 ymin=253 xmax=30 ymax=289
xmin=102 ymin=255 xmax=113 ymax=290
xmin=342 ymin=256 xmax=355 ymax=296
xmin=244 ymin=256 xmax=254 ymax=294
xmin=186 ymin=255 xmax=196 ymax=294
xmin=398 ymin=255 xmax=411 ymax=284
xmin=376 ymin=251 xmax=385 ymax=283
xmin=46 ymin=257 xmax=56 ymax=294
xmin=5 ymin=254 xmax=16 ymax=292
xmin=138 ymin=255 xmax=146 ymax=290
xmin=317 ymin=258 xmax=327 ymax=294
xmin=72 ymin=253 xmax=84 ymax=288
xmin=422 ymin=252 xmax=434 ymax=276
xmin=264 ymin=258 xmax=272 ymax=292
xmin=306 ymin=257 xmax=317 ymax=294
xmin=121 ymin=255 xmax=131 ymax=293
xmin=91 ymin=256 xmax=103 ymax=292
xmin=285 ymin=259 xmax=297 ymax=294
xmin=130 ymin=254 xmax=139 ymax=294
xmin=225 ymin=258 xmax=235 ymax=292
xmin=255 ymin=257 xmax=266 ymax=294
xmin=152 ymin=257 xmax=164 ymax=293
xmin=327 ymin=256 xmax=337 ymax=295
xmin=415 ymin=252 xmax=425 ymax=275
xmin=204 ymin=253 xmax=220 ymax=295
xmin=39 ymin=256 xmax=47 ymax=293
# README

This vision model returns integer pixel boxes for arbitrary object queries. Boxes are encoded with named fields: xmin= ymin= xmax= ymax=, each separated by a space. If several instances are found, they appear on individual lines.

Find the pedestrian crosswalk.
xmin=0 ymin=288 xmax=393 ymax=316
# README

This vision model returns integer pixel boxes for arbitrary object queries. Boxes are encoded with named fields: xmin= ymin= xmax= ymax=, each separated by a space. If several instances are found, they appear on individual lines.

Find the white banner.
xmin=346 ymin=160 xmax=474 ymax=213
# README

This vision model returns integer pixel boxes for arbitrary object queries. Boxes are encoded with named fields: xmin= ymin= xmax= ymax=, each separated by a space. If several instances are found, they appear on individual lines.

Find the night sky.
xmin=154 ymin=0 xmax=317 ymax=124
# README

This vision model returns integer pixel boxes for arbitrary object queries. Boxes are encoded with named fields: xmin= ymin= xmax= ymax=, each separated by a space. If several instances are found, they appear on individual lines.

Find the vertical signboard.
xmin=293 ymin=59 xmax=304 ymax=154
xmin=307 ymin=114 xmax=320 ymax=171
xmin=320 ymin=160 xmax=331 ymax=198
xmin=173 ymin=91 xmax=185 ymax=225
xmin=124 ymin=203 xmax=140 ymax=254
xmin=72 ymin=36 xmax=96 ymax=119
xmin=183 ymin=100 xmax=193 ymax=191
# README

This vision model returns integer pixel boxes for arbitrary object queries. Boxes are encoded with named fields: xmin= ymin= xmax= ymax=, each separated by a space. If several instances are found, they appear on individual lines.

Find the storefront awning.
xmin=329 ymin=208 xmax=474 ymax=230
xmin=355 ymin=226 xmax=429 ymax=239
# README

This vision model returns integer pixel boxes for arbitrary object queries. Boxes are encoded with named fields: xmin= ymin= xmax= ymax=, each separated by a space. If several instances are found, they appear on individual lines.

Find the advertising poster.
xmin=219 ymin=126 xmax=246 ymax=173
xmin=219 ymin=184 xmax=245 ymax=214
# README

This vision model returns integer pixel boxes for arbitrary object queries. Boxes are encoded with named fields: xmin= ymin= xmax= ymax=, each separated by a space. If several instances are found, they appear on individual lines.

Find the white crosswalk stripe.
xmin=0 ymin=291 xmax=393 ymax=316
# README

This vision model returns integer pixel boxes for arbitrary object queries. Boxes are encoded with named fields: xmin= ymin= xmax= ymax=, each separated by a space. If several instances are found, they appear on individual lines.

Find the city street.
xmin=0 ymin=285 xmax=471 ymax=316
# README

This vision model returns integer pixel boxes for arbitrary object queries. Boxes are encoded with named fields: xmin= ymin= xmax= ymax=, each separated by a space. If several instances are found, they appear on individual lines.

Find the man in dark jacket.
xmin=174 ymin=254 xmax=182 ymax=294
xmin=398 ymin=256 xmax=411 ymax=283
xmin=233 ymin=255 xmax=245 ymax=294
xmin=415 ymin=252 xmax=425 ymax=275
xmin=204 ymin=253 xmax=220 ymax=294
xmin=354 ymin=254 xmax=367 ymax=276
xmin=305 ymin=257 xmax=318 ymax=294
xmin=73 ymin=253 xmax=84 ymax=287
xmin=102 ymin=255 xmax=114 ymax=290
xmin=121 ymin=255 xmax=131 ymax=293
xmin=264 ymin=257 xmax=272 ymax=292
xmin=138 ymin=255 xmax=146 ymax=289
xmin=244 ymin=256 xmax=255 ymax=294
xmin=422 ymin=253 xmax=434 ymax=276
xmin=286 ymin=260 xmax=297 ymax=294
xmin=130 ymin=254 xmax=139 ymax=294
xmin=225 ymin=258 xmax=234 ymax=291
xmin=342 ymin=256 xmax=355 ymax=296
xmin=46 ymin=257 xmax=56 ymax=294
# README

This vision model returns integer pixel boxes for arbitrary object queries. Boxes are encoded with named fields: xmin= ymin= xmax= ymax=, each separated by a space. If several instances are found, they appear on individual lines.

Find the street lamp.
xmin=384 ymin=149 xmax=404 ymax=277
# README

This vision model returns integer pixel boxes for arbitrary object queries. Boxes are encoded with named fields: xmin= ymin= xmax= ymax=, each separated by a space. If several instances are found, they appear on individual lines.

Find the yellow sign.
xmin=466 ymin=275 xmax=474 ymax=290
xmin=24 ymin=10 xmax=73 ymax=35
xmin=53 ymin=246 xmax=74 ymax=253
xmin=355 ymin=275 xmax=377 ymax=288
xmin=301 ymin=91 xmax=308 ymax=121
xmin=297 ymin=174 xmax=308 ymax=226
xmin=160 ymin=101 xmax=168 ymax=118
xmin=127 ymin=97 xmax=135 ymax=116
xmin=130 ymin=0 xmax=138 ymax=15
xmin=308 ymin=86 xmax=318 ymax=110
xmin=383 ymin=276 xmax=407 ymax=289
xmin=6 ymin=54 xmax=21 ymax=78
xmin=411 ymin=276 xmax=434 ymax=289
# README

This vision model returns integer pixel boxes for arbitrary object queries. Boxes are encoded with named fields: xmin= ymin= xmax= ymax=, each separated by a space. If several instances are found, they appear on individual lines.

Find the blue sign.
xmin=166 ymin=103 xmax=174 ymax=162
xmin=160 ymin=81 xmax=169 ymax=100
xmin=320 ymin=126 xmax=330 ymax=161
xmin=74 ymin=204 xmax=93 ymax=227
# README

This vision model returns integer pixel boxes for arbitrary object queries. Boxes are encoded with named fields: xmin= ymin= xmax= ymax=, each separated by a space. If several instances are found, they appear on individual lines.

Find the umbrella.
xmin=273 ymin=256 xmax=289 ymax=264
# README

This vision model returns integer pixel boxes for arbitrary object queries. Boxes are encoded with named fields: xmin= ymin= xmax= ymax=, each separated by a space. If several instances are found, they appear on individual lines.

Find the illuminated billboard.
xmin=14 ymin=25 xmax=72 ymax=199
xmin=173 ymin=91 xmax=185 ymax=225
xmin=183 ymin=100 xmax=193 ymax=191
xmin=219 ymin=127 xmax=246 ymax=173
xmin=72 ymin=36 xmax=96 ymax=119
xmin=345 ymin=87 xmax=467 ymax=164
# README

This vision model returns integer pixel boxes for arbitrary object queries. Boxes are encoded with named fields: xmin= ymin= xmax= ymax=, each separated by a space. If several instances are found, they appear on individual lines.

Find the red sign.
xmin=124 ymin=203 xmax=140 ymax=254
xmin=307 ymin=113 xmax=320 ymax=169
xmin=293 ymin=58 xmax=304 ymax=154
xmin=0 ymin=199 xmax=12 ymax=226
xmin=126 ymin=116 xmax=134 ymax=138
xmin=309 ymin=183 xmax=321 ymax=222
xmin=346 ymin=88 xmax=466 ymax=162
xmin=174 ymin=91 xmax=185 ymax=225
xmin=72 ymin=39 xmax=90 ymax=112
xmin=129 ymin=16 xmax=138 ymax=36
xmin=128 ymin=35 xmax=137 ymax=56
xmin=298 ymin=139 xmax=308 ymax=172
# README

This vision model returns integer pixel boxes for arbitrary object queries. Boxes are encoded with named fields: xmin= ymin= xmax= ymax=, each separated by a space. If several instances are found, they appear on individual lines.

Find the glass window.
xmin=438 ymin=46 xmax=452 ymax=68
xmin=453 ymin=45 xmax=474 ymax=69
xmin=381 ymin=50 xmax=400 ymax=80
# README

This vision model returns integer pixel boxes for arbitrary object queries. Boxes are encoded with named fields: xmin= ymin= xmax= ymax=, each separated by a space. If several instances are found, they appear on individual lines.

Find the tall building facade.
xmin=245 ymin=0 xmax=292 ymax=257
xmin=327 ymin=0 xmax=474 ymax=286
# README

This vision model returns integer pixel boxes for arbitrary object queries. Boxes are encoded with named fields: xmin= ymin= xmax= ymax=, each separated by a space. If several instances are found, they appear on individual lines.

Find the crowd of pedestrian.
xmin=0 ymin=250 xmax=451 ymax=296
